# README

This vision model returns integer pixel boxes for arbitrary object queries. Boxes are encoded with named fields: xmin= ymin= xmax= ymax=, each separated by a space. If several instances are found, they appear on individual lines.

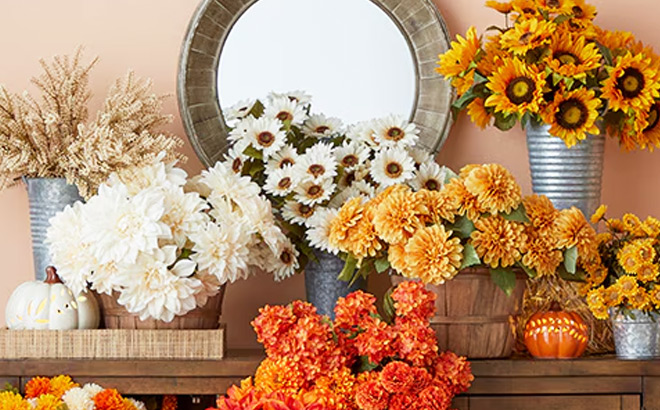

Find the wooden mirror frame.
xmin=178 ymin=0 xmax=454 ymax=167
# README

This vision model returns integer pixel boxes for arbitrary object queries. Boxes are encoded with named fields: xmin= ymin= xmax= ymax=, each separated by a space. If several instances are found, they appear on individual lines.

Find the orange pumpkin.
xmin=524 ymin=302 xmax=589 ymax=359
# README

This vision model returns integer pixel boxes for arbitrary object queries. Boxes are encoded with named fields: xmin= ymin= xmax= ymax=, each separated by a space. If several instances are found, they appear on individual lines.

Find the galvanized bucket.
xmin=610 ymin=308 xmax=660 ymax=360
xmin=24 ymin=178 xmax=83 ymax=281
xmin=526 ymin=121 xmax=605 ymax=218
xmin=305 ymin=249 xmax=366 ymax=319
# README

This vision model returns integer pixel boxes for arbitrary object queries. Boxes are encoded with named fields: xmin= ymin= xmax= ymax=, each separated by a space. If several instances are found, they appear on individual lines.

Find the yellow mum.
xmin=554 ymin=207 xmax=596 ymax=258
xmin=637 ymin=263 xmax=659 ymax=283
xmin=388 ymin=243 xmax=412 ymax=278
xmin=541 ymin=87 xmax=602 ymax=147
xmin=48 ymin=375 xmax=78 ymax=399
xmin=471 ymin=215 xmax=526 ymax=268
xmin=328 ymin=197 xmax=364 ymax=252
xmin=405 ymin=225 xmax=464 ymax=284
xmin=590 ymin=204 xmax=608 ymax=224
xmin=373 ymin=189 xmax=426 ymax=245
xmin=522 ymin=232 xmax=563 ymax=277
xmin=617 ymin=243 xmax=642 ymax=274
xmin=415 ymin=189 xmax=456 ymax=224
xmin=34 ymin=395 xmax=61 ymax=410
xmin=523 ymin=194 xmax=559 ymax=235
xmin=0 ymin=392 xmax=28 ymax=410
xmin=440 ymin=178 xmax=485 ymax=221
xmin=617 ymin=275 xmax=640 ymax=298
xmin=485 ymin=58 xmax=546 ymax=117
xmin=463 ymin=163 xmax=522 ymax=215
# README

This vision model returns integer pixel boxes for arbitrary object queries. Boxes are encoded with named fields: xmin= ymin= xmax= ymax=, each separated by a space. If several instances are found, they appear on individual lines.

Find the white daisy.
xmin=371 ymin=147 xmax=416 ymax=188
xmin=268 ymin=90 xmax=312 ymax=106
xmin=62 ymin=387 xmax=94 ymax=410
xmin=346 ymin=120 xmax=378 ymax=148
xmin=200 ymin=161 xmax=261 ymax=209
xmin=282 ymin=200 xmax=316 ymax=226
xmin=306 ymin=208 xmax=340 ymax=254
xmin=228 ymin=118 xmax=251 ymax=154
xmin=302 ymin=114 xmax=343 ymax=137
xmin=409 ymin=146 xmax=433 ymax=168
xmin=264 ymin=96 xmax=307 ymax=125
xmin=258 ymin=238 xmax=300 ymax=281
xmin=294 ymin=178 xmax=335 ymax=206
xmin=264 ymin=166 xmax=297 ymax=197
xmin=190 ymin=221 xmax=252 ymax=284
xmin=334 ymin=141 xmax=370 ymax=170
xmin=266 ymin=144 xmax=300 ymax=171
xmin=293 ymin=142 xmax=338 ymax=182
xmin=337 ymin=162 xmax=371 ymax=189
xmin=244 ymin=116 xmax=287 ymax=159
xmin=161 ymin=187 xmax=210 ymax=248
xmin=127 ymin=399 xmax=147 ymax=410
xmin=224 ymin=146 xmax=247 ymax=174
xmin=351 ymin=179 xmax=377 ymax=198
xmin=410 ymin=162 xmax=449 ymax=192
xmin=372 ymin=114 xmax=419 ymax=149
xmin=224 ymin=98 xmax=256 ymax=122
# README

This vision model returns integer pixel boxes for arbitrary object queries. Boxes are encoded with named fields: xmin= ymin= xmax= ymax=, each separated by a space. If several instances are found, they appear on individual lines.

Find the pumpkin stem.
xmin=549 ymin=301 xmax=562 ymax=312
xmin=44 ymin=266 xmax=63 ymax=284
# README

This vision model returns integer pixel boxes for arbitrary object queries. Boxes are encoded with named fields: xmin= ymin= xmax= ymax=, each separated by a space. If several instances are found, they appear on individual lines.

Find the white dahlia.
xmin=244 ymin=116 xmax=287 ymax=159
xmin=264 ymin=166 xmax=297 ymax=197
xmin=410 ymin=162 xmax=449 ymax=192
xmin=200 ymin=161 xmax=261 ymax=209
xmin=293 ymin=143 xmax=338 ymax=182
xmin=371 ymin=147 xmax=415 ymax=188
xmin=190 ymin=221 xmax=251 ymax=284
xmin=294 ymin=178 xmax=335 ymax=206
xmin=306 ymin=208 xmax=340 ymax=254
xmin=264 ymin=96 xmax=307 ymax=125
xmin=107 ymin=154 xmax=187 ymax=196
xmin=282 ymin=200 xmax=316 ymax=226
xmin=224 ymin=98 xmax=256 ymax=122
xmin=372 ymin=114 xmax=419 ymax=149
xmin=302 ymin=114 xmax=343 ymax=137
xmin=62 ymin=387 xmax=94 ymax=410
xmin=192 ymin=272 xmax=221 ymax=307
xmin=266 ymin=144 xmax=300 ymax=171
xmin=161 ymin=188 xmax=210 ymax=248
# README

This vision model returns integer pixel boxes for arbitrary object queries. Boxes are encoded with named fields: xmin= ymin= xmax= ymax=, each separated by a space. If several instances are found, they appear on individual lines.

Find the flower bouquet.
xmin=211 ymin=281 xmax=473 ymax=410
xmin=436 ymin=0 xmax=660 ymax=150
xmin=46 ymin=157 xmax=296 ymax=324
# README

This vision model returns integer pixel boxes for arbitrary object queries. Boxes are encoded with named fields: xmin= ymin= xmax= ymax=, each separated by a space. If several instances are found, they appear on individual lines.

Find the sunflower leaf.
xmin=553 ymin=14 xmax=571 ymax=24
xmin=564 ymin=246 xmax=579 ymax=274
xmin=564 ymin=76 xmax=575 ymax=90
xmin=446 ymin=215 xmax=476 ymax=239
xmin=503 ymin=203 xmax=530 ymax=223
xmin=473 ymin=71 xmax=489 ymax=84
xmin=490 ymin=267 xmax=517 ymax=296
xmin=517 ymin=261 xmax=537 ymax=278
xmin=442 ymin=166 xmax=459 ymax=183
xmin=494 ymin=112 xmax=517 ymax=131
xmin=338 ymin=255 xmax=358 ymax=282
xmin=595 ymin=41 xmax=614 ymax=66
xmin=459 ymin=243 xmax=481 ymax=270
xmin=375 ymin=258 xmax=391 ymax=274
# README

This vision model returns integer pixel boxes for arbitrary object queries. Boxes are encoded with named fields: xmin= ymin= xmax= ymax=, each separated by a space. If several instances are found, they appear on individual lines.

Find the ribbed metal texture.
xmin=305 ymin=250 xmax=366 ymax=319
xmin=526 ymin=122 xmax=605 ymax=217
xmin=610 ymin=309 xmax=659 ymax=360
xmin=24 ymin=178 xmax=83 ymax=281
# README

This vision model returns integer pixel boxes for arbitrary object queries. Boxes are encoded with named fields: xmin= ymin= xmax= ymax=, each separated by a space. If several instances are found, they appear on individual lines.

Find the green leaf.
xmin=494 ymin=112 xmax=517 ymax=131
xmin=595 ymin=41 xmax=614 ymax=66
xmin=2 ymin=382 xmax=18 ymax=394
xmin=459 ymin=243 xmax=481 ymax=270
xmin=490 ymin=267 xmax=517 ymax=296
xmin=473 ymin=71 xmax=488 ymax=84
xmin=452 ymin=88 xmax=478 ymax=112
xmin=563 ymin=76 xmax=575 ymax=90
xmin=446 ymin=215 xmax=476 ymax=239
xmin=502 ymin=203 xmax=530 ymax=223
xmin=243 ymin=145 xmax=264 ymax=160
xmin=338 ymin=255 xmax=358 ymax=282
xmin=358 ymin=356 xmax=379 ymax=372
xmin=557 ymin=264 xmax=587 ymax=282
xmin=375 ymin=258 xmax=391 ymax=273
xmin=520 ymin=112 xmax=530 ymax=129
xmin=564 ymin=246 xmax=578 ymax=274
xmin=517 ymin=261 xmax=537 ymax=278
xmin=248 ymin=100 xmax=265 ymax=118
xmin=442 ymin=166 xmax=459 ymax=184
xmin=354 ymin=259 xmax=374 ymax=285
xmin=383 ymin=286 xmax=395 ymax=323
xmin=553 ymin=14 xmax=570 ymax=24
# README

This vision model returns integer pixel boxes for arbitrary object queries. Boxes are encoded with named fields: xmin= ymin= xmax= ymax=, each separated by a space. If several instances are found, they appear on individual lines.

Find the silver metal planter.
xmin=526 ymin=121 xmax=605 ymax=218
xmin=24 ymin=178 xmax=83 ymax=281
xmin=305 ymin=250 xmax=366 ymax=319
xmin=610 ymin=308 xmax=660 ymax=360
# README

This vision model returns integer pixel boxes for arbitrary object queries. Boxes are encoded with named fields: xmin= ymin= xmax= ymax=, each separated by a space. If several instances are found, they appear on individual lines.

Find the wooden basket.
xmin=97 ymin=286 xmax=225 ymax=329
xmin=392 ymin=267 xmax=526 ymax=358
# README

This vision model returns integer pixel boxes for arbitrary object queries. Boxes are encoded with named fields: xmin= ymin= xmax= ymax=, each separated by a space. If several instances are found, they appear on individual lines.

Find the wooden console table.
xmin=1 ymin=352 xmax=659 ymax=410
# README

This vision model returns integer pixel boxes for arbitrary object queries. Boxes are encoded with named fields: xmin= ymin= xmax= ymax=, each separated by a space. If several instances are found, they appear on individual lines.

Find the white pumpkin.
xmin=5 ymin=267 xmax=100 ymax=330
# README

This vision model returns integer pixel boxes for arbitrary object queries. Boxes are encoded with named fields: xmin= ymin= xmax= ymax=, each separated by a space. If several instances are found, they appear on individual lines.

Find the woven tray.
xmin=0 ymin=326 xmax=225 ymax=360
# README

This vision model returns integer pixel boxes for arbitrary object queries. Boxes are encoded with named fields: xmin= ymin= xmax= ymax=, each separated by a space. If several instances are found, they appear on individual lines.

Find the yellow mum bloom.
xmin=637 ymin=263 xmax=659 ymax=283
xmin=554 ymin=207 xmax=597 ymax=258
xmin=463 ymin=163 xmax=522 ymax=215
xmin=34 ymin=395 xmax=61 ymax=410
xmin=471 ymin=215 xmax=526 ymax=268
xmin=601 ymin=52 xmax=660 ymax=114
xmin=523 ymin=194 xmax=559 ymax=235
xmin=643 ymin=216 xmax=660 ymax=237
xmin=0 ymin=392 xmax=28 ymax=410
xmin=629 ymin=288 xmax=652 ymax=310
xmin=485 ymin=58 xmax=546 ymax=117
xmin=617 ymin=243 xmax=642 ymax=274
xmin=467 ymin=97 xmax=492 ymax=129
xmin=405 ymin=225 xmax=464 ymax=284
xmin=436 ymin=26 xmax=481 ymax=79
xmin=485 ymin=0 xmax=513 ymax=13
xmin=590 ymin=204 xmax=608 ymax=224
xmin=48 ymin=375 xmax=78 ymax=400
xmin=415 ymin=189 xmax=456 ymax=224
xmin=440 ymin=177 xmax=485 ymax=221
xmin=388 ymin=243 xmax=412 ymax=278
xmin=541 ymin=87 xmax=602 ymax=147
xmin=500 ymin=18 xmax=554 ymax=56
xmin=649 ymin=287 xmax=660 ymax=308
xmin=617 ymin=275 xmax=640 ymax=297
xmin=522 ymin=232 xmax=563 ymax=277
xmin=622 ymin=213 xmax=645 ymax=236
xmin=328 ymin=197 xmax=364 ymax=251
xmin=373 ymin=190 xmax=426 ymax=245
xmin=347 ymin=214 xmax=383 ymax=260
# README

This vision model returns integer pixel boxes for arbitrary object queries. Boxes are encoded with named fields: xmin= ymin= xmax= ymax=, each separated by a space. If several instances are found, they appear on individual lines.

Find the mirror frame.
xmin=178 ymin=0 xmax=454 ymax=167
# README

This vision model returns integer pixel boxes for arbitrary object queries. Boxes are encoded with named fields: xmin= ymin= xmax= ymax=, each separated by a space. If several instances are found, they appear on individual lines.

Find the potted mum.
xmin=584 ymin=206 xmax=660 ymax=359
xmin=327 ymin=163 xmax=598 ymax=358
xmin=221 ymin=91 xmax=448 ymax=316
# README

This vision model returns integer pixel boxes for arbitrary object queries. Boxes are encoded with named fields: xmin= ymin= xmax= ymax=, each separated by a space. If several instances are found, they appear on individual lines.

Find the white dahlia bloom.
xmin=82 ymin=383 xmax=104 ymax=397
xmin=190 ymin=221 xmax=252 ymax=284
xmin=200 ymin=161 xmax=261 ymax=209
xmin=62 ymin=387 xmax=94 ymax=410
xmin=161 ymin=187 xmax=210 ymax=248
xmin=107 ymin=153 xmax=187 ymax=196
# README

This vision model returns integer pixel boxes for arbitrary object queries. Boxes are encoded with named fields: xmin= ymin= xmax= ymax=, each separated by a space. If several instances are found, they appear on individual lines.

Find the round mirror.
xmin=179 ymin=0 xmax=453 ymax=166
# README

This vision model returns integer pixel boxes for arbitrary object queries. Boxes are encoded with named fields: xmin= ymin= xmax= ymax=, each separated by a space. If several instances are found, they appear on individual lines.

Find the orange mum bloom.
xmin=471 ymin=215 xmax=526 ymax=268
xmin=416 ymin=189 xmax=457 ymax=224
xmin=522 ymin=231 xmax=563 ymax=277
xmin=93 ymin=389 xmax=125 ymax=410
xmin=354 ymin=380 xmax=389 ymax=410
xmin=404 ymin=225 xmax=464 ymax=285
xmin=390 ymin=281 xmax=436 ymax=321
xmin=48 ymin=375 xmax=78 ymax=399
xmin=394 ymin=318 xmax=439 ymax=367
xmin=24 ymin=377 xmax=51 ymax=399
xmin=334 ymin=290 xmax=378 ymax=330
xmin=434 ymin=351 xmax=475 ymax=395
xmin=254 ymin=357 xmax=307 ymax=394
xmin=417 ymin=383 xmax=452 ymax=410
xmin=463 ymin=164 xmax=522 ymax=215
xmin=379 ymin=361 xmax=414 ymax=394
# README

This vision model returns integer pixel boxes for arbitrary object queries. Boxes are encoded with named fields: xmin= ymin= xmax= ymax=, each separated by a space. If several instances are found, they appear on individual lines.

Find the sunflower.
xmin=499 ymin=18 xmax=554 ymax=56
xmin=617 ymin=276 xmax=640 ymax=300
xmin=595 ymin=27 xmax=635 ymax=52
xmin=590 ymin=204 xmax=607 ymax=224
xmin=478 ymin=34 xmax=508 ymax=77
xmin=582 ymin=259 xmax=608 ymax=287
xmin=637 ymin=263 xmax=659 ymax=283
xmin=440 ymin=177 xmax=485 ymax=221
xmin=522 ymin=232 xmax=563 ymax=276
xmin=596 ymin=232 xmax=613 ymax=246
xmin=636 ymin=238 xmax=657 ymax=263
xmin=485 ymin=58 xmax=546 ymax=117
xmin=650 ymin=287 xmax=660 ymax=308
xmin=436 ymin=26 xmax=481 ymax=79
xmin=416 ymin=189 xmax=456 ymax=224
xmin=546 ymin=32 xmax=601 ymax=79
xmin=570 ymin=0 xmax=597 ymax=24
xmin=638 ymin=102 xmax=660 ymax=152
xmin=601 ymin=52 xmax=660 ymax=114
xmin=541 ymin=87 xmax=601 ymax=147
xmin=643 ymin=216 xmax=660 ymax=237
xmin=328 ymin=197 xmax=364 ymax=251
xmin=485 ymin=0 xmax=513 ymax=13
xmin=586 ymin=287 xmax=605 ymax=309
xmin=471 ymin=215 xmax=526 ymax=268
xmin=538 ymin=0 xmax=575 ymax=15
xmin=554 ymin=207 xmax=596 ymax=256
xmin=467 ymin=98 xmax=492 ymax=129
xmin=629 ymin=288 xmax=652 ymax=310
xmin=603 ymin=284 xmax=625 ymax=306
xmin=452 ymin=70 xmax=476 ymax=96
xmin=607 ymin=218 xmax=625 ymax=233
xmin=617 ymin=241 xmax=646 ymax=274
xmin=373 ymin=190 xmax=426 ymax=245
xmin=463 ymin=163 xmax=522 ymax=215
xmin=405 ymin=225 xmax=464 ymax=284
xmin=511 ymin=0 xmax=540 ymax=17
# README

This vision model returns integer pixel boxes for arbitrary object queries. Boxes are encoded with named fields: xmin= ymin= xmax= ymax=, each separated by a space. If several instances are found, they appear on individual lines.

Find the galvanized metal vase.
xmin=526 ymin=121 xmax=605 ymax=218
xmin=610 ymin=308 xmax=660 ymax=360
xmin=24 ymin=177 xmax=83 ymax=281
xmin=305 ymin=250 xmax=366 ymax=319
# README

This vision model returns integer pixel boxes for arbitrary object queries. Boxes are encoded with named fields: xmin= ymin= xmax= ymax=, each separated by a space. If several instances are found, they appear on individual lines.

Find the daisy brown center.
xmin=555 ymin=51 xmax=580 ymax=66
xmin=556 ymin=98 xmax=588 ymax=129
xmin=280 ymin=158 xmax=295 ymax=168
xmin=298 ymin=204 xmax=314 ymax=218
xmin=257 ymin=132 xmax=275 ymax=147
xmin=617 ymin=67 xmax=645 ymax=98
xmin=232 ymin=157 xmax=243 ymax=173
xmin=315 ymin=125 xmax=330 ymax=134
xmin=278 ymin=177 xmax=292 ymax=190
xmin=308 ymin=164 xmax=325 ymax=177
xmin=505 ymin=76 xmax=535 ymax=105
xmin=280 ymin=250 xmax=293 ymax=265
xmin=645 ymin=104 xmax=660 ymax=132
xmin=386 ymin=127 xmax=405 ymax=141
xmin=386 ymin=162 xmax=403 ymax=178
xmin=277 ymin=111 xmax=293 ymax=122
xmin=307 ymin=184 xmax=323 ymax=198
xmin=424 ymin=179 xmax=441 ymax=191
xmin=342 ymin=155 xmax=359 ymax=167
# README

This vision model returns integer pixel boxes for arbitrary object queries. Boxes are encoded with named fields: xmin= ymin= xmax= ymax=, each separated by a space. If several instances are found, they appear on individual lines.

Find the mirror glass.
xmin=217 ymin=0 xmax=416 ymax=124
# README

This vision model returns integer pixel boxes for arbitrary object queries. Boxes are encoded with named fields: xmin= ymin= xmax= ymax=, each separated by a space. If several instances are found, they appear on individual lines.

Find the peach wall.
xmin=0 ymin=0 xmax=658 ymax=349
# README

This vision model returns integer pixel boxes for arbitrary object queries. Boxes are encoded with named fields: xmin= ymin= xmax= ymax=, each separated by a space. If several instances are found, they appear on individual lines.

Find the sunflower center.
xmin=548 ymin=0 xmax=560 ymax=8
xmin=278 ymin=177 xmax=292 ymax=189
xmin=277 ymin=111 xmax=293 ymax=122
xmin=315 ymin=125 xmax=330 ymax=134
xmin=555 ymin=98 xmax=588 ymax=129
xmin=308 ymin=164 xmax=325 ymax=177
xmin=555 ymin=51 xmax=580 ymax=66
xmin=424 ymin=179 xmax=440 ymax=191
xmin=307 ymin=185 xmax=322 ymax=197
xmin=505 ymin=76 xmax=535 ymax=105
xmin=617 ymin=67 xmax=645 ymax=98
xmin=257 ymin=132 xmax=275 ymax=147
xmin=299 ymin=204 xmax=314 ymax=218
xmin=280 ymin=158 xmax=294 ymax=168
xmin=522 ymin=7 xmax=535 ymax=14
xmin=342 ymin=155 xmax=359 ymax=167
xmin=385 ymin=162 xmax=403 ymax=178
xmin=519 ymin=32 xmax=533 ymax=45
xmin=280 ymin=250 xmax=292 ymax=265
xmin=232 ymin=157 xmax=242 ymax=173
xmin=572 ymin=5 xmax=584 ymax=17
xmin=645 ymin=105 xmax=660 ymax=132
xmin=386 ymin=127 xmax=404 ymax=141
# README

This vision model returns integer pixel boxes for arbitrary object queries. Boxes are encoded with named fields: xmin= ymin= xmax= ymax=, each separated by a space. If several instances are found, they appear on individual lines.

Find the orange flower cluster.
xmin=214 ymin=282 xmax=473 ymax=410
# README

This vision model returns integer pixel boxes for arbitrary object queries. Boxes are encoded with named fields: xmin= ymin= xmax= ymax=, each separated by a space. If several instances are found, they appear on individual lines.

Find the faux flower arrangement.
xmin=0 ymin=375 xmax=145 ymax=410
xmin=326 ymin=163 xmax=599 ymax=294
xmin=46 ymin=156 xmax=297 ymax=322
xmin=212 ymin=281 xmax=473 ymax=410
xmin=0 ymin=48 xmax=183 ymax=197
xmin=222 ymin=91 xmax=449 ymax=267
xmin=436 ymin=0 xmax=660 ymax=150
xmin=584 ymin=206 xmax=660 ymax=319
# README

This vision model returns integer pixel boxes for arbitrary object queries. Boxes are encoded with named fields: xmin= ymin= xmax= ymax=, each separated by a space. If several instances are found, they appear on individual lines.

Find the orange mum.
xmin=463 ymin=164 xmax=522 ymax=215
xmin=24 ymin=377 xmax=51 ymax=399
xmin=373 ymin=189 xmax=426 ymax=245
xmin=441 ymin=177 xmax=485 ymax=221
xmin=404 ymin=225 xmax=464 ymax=285
xmin=471 ymin=215 xmax=526 ymax=268
xmin=328 ymin=197 xmax=364 ymax=251
xmin=355 ymin=380 xmax=389 ymax=410
xmin=254 ymin=357 xmax=306 ymax=394
xmin=379 ymin=361 xmax=414 ymax=394
xmin=93 ymin=389 xmax=125 ymax=410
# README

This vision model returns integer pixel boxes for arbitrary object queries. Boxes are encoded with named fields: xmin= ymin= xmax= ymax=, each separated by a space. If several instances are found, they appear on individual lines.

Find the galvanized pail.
xmin=610 ymin=308 xmax=659 ymax=360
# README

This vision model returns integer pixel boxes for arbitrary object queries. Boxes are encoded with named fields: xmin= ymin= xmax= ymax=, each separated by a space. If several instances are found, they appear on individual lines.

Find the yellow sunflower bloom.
xmin=590 ymin=204 xmax=608 ymax=224
xmin=616 ymin=275 xmax=640 ymax=298
xmin=546 ymin=32 xmax=601 ymax=80
xmin=485 ymin=0 xmax=513 ymax=13
xmin=595 ymin=27 xmax=635 ymax=51
xmin=451 ymin=69 xmax=476 ymax=96
xmin=478 ymin=34 xmax=508 ymax=77
xmin=637 ymin=263 xmax=659 ymax=282
xmin=512 ymin=0 xmax=541 ymax=17
xmin=617 ymin=244 xmax=642 ymax=274
xmin=541 ymin=87 xmax=601 ymax=147
xmin=440 ymin=177 xmax=485 ymax=221
xmin=649 ymin=287 xmax=660 ymax=308
xmin=538 ymin=0 xmax=576 ymax=15
xmin=436 ymin=26 xmax=481 ymax=79
xmin=405 ymin=224 xmax=464 ymax=284
xmin=596 ymin=232 xmax=613 ymax=246
xmin=586 ymin=287 xmax=605 ymax=308
xmin=500 ymin=18 xmax=554 ymax=56
xmin=637 ymin=102 xmax=660 ymax=152
xmin=523 ymin=194 xmax=560 ymax=235
xmin=485 ymin=58 xmax=546 ymax=117
xmin=601 ymin=52 xmax=660 ymax=114
xmin=643 ymin=216 xmax=660 ymax=237
xmin=603 ymin=284 xmax=625 ymax=307
xmin=467 ymin=97 xmax=493 ymax=129
xmin=522 ymin=232 xmax=563 ymax=277
xmin=471 ymin=215 xmax=526 ymax=268
xmin=582 ymin=259 xmax=608 ymax=286
xmin=463 ymin=163 xmax=522 ymax=215
xmin=570 ymin=0 xmax=597 ymax=24
xmin=373 ymin=189 xmax=426 ymax=245
xmin=607 ymin=218 xmax=625 ymax=232
xmin=554 ymin=207 xmax=597 ymax=257
xmin=636 ymin=238 xmax=657 ymax=263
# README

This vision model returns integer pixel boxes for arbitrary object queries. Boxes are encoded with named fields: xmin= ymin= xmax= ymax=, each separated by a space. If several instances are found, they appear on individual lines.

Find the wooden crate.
xmin=0 ymin=326 xmax=225 ymax=360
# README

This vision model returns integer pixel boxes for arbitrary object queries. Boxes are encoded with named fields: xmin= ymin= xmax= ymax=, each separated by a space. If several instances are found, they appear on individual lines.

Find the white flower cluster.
xmin=223 ymin=91 xmax=452 ymax=255
xmin=46 ymin=156 xmax=297 ymax=322
xmin=61 ymin=383 xmax=145 ymax=410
